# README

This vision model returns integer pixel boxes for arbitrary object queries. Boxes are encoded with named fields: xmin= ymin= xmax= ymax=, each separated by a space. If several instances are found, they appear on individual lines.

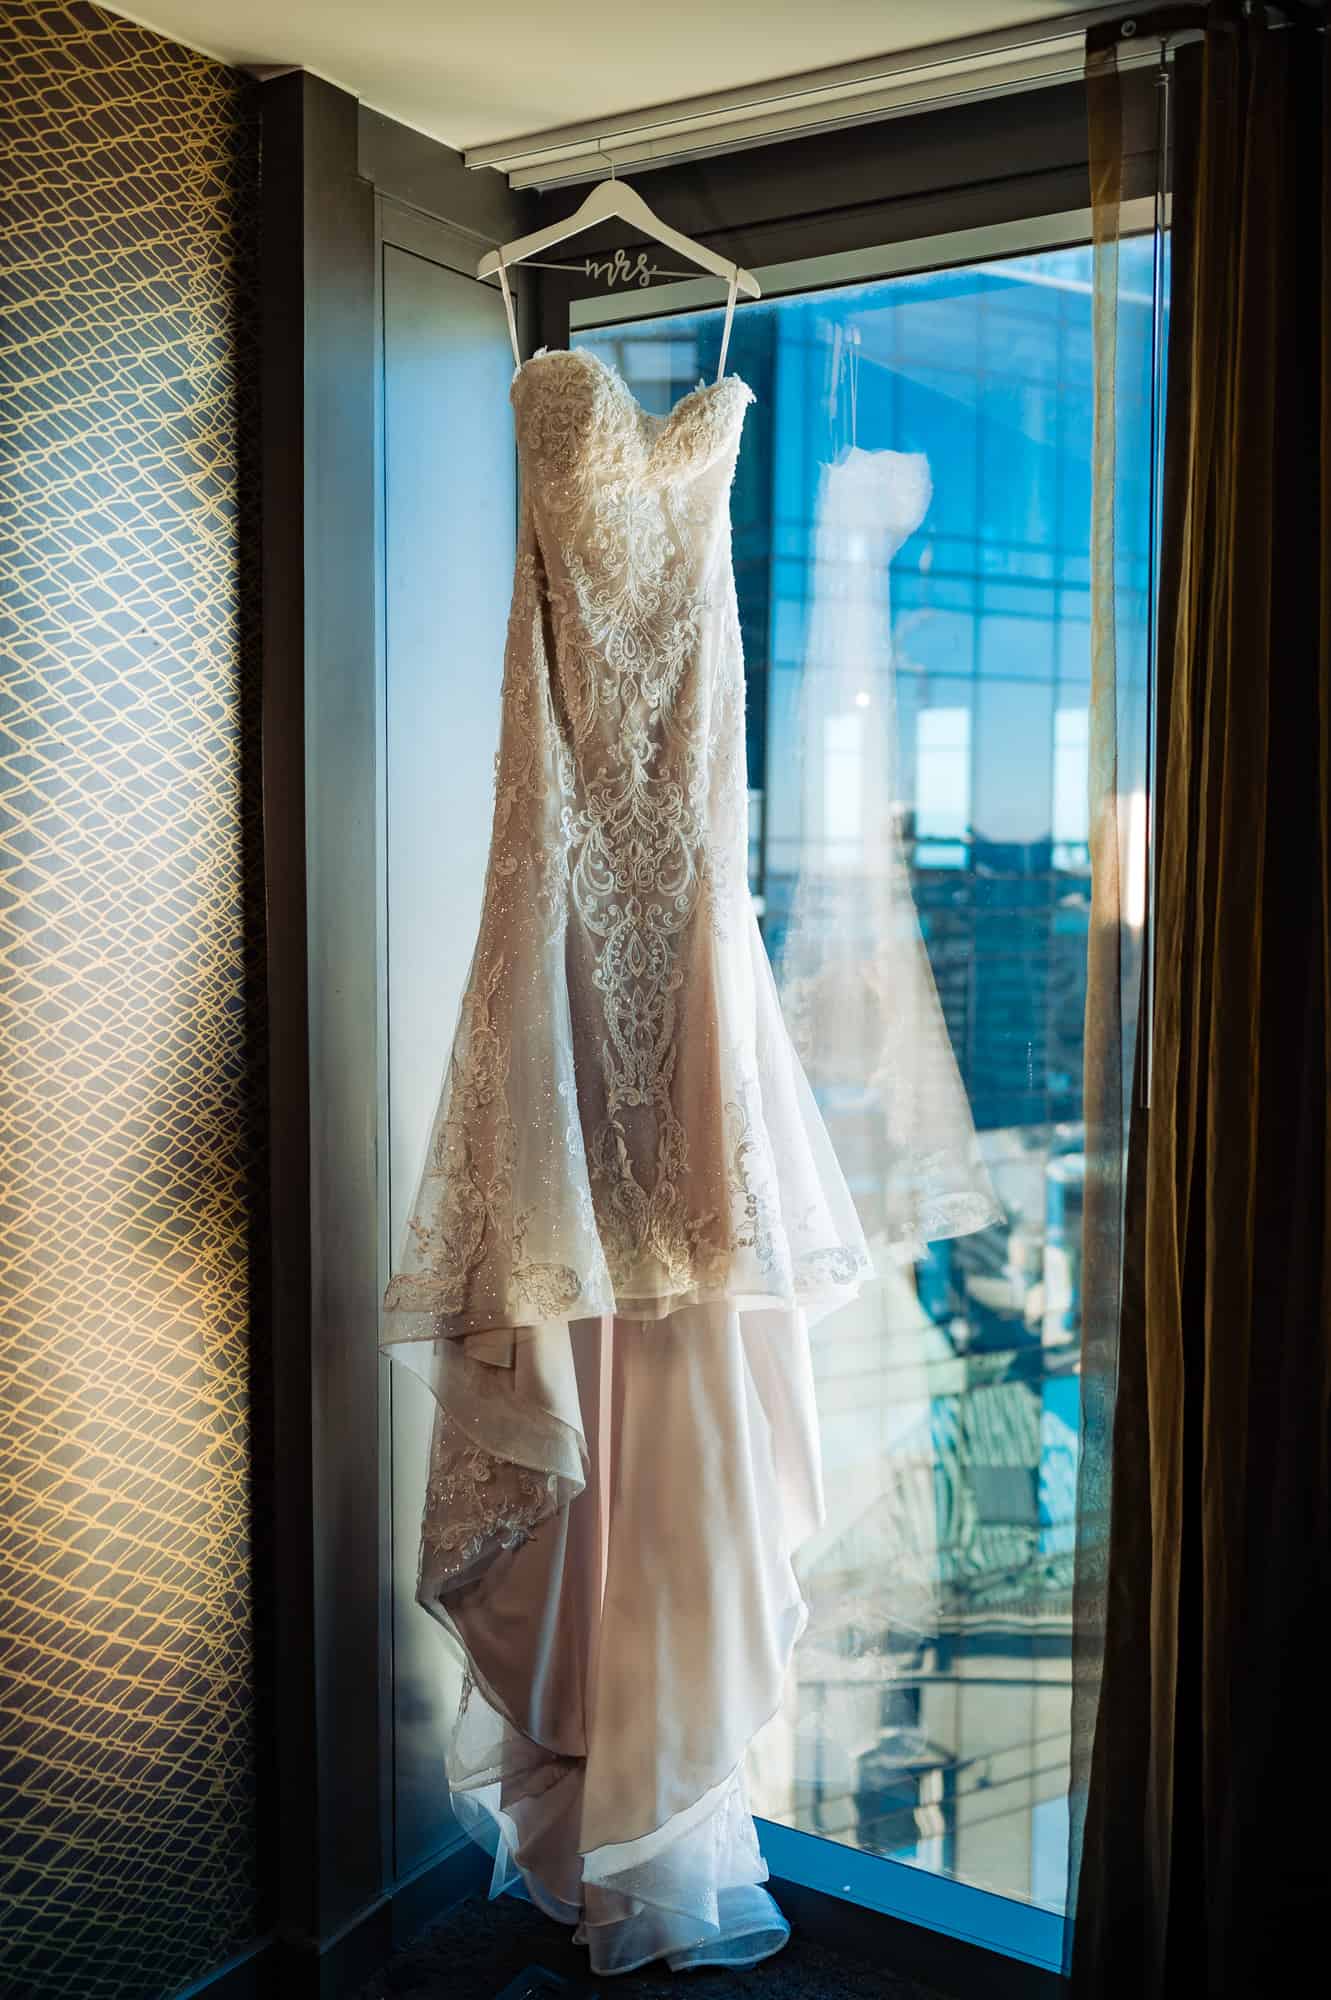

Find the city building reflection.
xmin=576 ymin=235 xmax=1157 ymax=1912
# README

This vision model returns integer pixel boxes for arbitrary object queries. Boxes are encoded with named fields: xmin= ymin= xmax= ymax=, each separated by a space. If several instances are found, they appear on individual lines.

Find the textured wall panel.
xmin=0 ymin=5 xmax=264 ymax=1994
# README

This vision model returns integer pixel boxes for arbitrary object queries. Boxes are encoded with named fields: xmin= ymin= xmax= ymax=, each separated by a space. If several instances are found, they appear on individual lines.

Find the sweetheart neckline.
xmin=514 ymin=344 xmax=752 ymax=426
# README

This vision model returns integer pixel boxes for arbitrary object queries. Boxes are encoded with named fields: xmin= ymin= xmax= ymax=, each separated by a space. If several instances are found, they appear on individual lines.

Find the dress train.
xmin=410 ymin=1303 xmax=822 ymax=1974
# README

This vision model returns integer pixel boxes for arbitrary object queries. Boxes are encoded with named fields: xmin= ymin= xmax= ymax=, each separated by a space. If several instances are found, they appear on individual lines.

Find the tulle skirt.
xmin=405 ymin=1300 xmax=824 ymax=1976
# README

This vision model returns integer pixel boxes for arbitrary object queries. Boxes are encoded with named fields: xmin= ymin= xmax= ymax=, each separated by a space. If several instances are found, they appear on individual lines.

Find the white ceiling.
xmin=113 ymin=2 xmax=1086 ymax=155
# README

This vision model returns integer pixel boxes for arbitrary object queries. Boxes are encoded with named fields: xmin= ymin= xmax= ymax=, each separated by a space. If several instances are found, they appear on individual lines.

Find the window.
xmin=575 ymin=231 xmax=1160 ymax=1943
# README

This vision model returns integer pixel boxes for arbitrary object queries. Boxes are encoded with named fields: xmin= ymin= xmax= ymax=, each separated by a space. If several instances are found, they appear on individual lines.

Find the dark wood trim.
xmin=258 ymin=65 xmax=317 ymax=1947
xmin=259 ymin=67 xmax=382 ymax=1952
xmin=265 ymin=1903 xmax=395 ymax=2000
xmin=261 ymin=80 xmax=534 ymax=1979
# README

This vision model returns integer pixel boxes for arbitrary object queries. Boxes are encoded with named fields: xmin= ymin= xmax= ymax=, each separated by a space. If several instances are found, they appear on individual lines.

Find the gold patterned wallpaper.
xmin=0 ymin=5 xmax=264 ymax=1994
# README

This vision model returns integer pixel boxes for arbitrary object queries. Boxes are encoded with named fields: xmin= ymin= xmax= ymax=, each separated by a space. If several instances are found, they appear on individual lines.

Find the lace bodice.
xmin=512 ymin=346 xmax=756 ymax=491
xmin=508 ymin=348 xmax=757 ymax=959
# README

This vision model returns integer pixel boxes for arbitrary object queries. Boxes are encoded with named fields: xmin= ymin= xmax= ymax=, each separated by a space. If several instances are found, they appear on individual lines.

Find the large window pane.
xmin=575 ymin=238 xmax=1157 ymax=1916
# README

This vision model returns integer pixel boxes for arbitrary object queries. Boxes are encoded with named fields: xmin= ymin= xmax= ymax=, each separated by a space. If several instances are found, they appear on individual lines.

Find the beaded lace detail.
xmin=419 ymin=1406 xmax=555 ymax=1590
xmin=384 ymin=347 xmax=874 ymax=1352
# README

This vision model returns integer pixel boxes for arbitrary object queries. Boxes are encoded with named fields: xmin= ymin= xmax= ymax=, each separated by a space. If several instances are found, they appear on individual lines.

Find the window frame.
xmin=546 ymin=181 xmax=1165 ymax=1985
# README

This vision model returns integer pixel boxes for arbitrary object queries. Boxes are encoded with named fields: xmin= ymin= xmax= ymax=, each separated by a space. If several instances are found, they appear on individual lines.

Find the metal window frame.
xmin=568 ymin=197 xmax=1164 ymax=331
xmin=561 ymin=185 xmax=1165 ymax=1983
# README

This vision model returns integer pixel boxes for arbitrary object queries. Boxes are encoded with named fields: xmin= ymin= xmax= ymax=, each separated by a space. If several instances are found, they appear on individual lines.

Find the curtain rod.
xmin=465 ymin=6 xmax=1197 ymax=190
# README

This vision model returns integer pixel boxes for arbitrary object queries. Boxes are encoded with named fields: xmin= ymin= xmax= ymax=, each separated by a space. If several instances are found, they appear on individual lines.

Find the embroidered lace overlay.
xmin=383 ymin=346 xmax=874 ymax=1355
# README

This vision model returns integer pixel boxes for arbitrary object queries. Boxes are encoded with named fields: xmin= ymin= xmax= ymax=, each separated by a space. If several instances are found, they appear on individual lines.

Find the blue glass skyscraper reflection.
xmin=576 ymin=237 xmax=1159 ymax=1913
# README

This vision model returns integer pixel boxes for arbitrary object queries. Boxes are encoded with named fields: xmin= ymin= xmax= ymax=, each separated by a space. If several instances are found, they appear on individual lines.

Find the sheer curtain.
xmin=1065 ymin=18 xmax=1166 ymax=1964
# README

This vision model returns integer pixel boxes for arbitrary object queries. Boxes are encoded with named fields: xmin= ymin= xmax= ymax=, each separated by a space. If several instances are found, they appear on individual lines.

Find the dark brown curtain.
xmin=1072 ymin=7 xmax=1331 ymax=1995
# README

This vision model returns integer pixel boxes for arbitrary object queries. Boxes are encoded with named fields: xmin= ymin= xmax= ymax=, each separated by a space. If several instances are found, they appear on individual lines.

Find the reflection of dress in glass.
xmin=771 ymin=450 xmax=1001 ymax=1739
xmin=776 ymin=446 xmax=999 ymax=1259
xmin=381 ymin=348 xmax=872 ymax=1976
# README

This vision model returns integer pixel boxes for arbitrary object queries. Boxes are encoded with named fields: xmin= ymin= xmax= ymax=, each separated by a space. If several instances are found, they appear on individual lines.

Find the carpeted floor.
xmin=358 ymin=1893 xmax=956 ymax=2000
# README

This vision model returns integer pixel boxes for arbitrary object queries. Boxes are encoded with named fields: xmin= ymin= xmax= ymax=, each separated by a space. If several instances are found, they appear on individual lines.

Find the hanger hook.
xmin=597 ymin=142 xmax=617 ymax=181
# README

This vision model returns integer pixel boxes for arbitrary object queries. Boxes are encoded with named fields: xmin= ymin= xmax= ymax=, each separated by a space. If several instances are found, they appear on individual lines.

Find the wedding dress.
xmin=380 ymin=303 xmax=988 ymax=1974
